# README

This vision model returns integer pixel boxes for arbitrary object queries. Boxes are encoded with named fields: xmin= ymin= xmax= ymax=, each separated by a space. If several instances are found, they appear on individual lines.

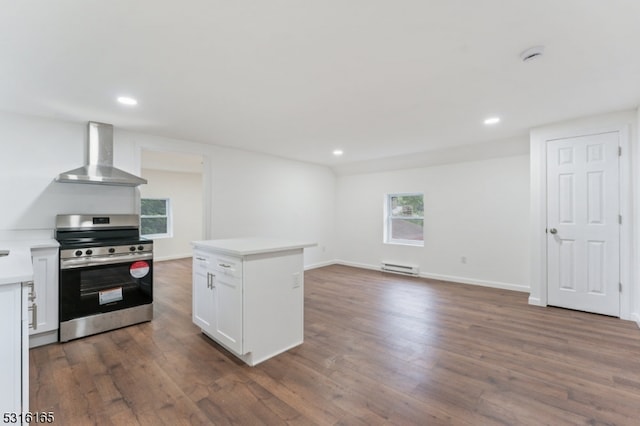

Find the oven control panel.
xmin=61 ymin=243 xmax=153 ymax=260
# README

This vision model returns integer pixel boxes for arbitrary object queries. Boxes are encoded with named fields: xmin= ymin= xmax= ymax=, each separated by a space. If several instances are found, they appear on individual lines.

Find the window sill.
xmin=142 ymin=233 xmax=173 ymax=240
xmin=384 ymin=240 xmax=424 ymax=247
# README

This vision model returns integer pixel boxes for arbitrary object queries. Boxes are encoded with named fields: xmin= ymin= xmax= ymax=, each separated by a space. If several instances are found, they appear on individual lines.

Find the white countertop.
xmin=1 ymin=239 xmax=59 ymax=250
xmin=192 ymin=238 xmax=317 ymax=256
xmin=0 ymin=248 xmax=34 ymax=285
xmin=0 ymin=239 xmax=58 ymax=286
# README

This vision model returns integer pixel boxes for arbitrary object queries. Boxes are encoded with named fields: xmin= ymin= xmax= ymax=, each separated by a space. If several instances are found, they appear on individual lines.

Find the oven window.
xmin=59 ymin=261 xmax=153 ymax=321
xmin=81 ymin=268 xmax=141 ymax=297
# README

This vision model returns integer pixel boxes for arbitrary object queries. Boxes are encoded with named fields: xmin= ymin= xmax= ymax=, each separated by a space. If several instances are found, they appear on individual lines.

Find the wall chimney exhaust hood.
xmin=56 ymin=121 xmax=147 ymax=187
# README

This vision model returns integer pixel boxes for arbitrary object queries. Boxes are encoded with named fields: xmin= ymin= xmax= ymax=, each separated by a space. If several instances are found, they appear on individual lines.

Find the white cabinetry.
xmin=192 ymin=250 xmax=243 ymax=354
xmin=0 ymin=247 xmax=33 ymax=420
xmin=192 ymin=238 xmax=315 ymax=366
xmin=210 ymin=253 xmax=243 ymax=353
xmin=193 ymin=252 xmax=214 ymax=331
xmin=0 ymin=283 xmax=28 ymax=416
xmin=29 ymin=247 xmax=59 ymax=347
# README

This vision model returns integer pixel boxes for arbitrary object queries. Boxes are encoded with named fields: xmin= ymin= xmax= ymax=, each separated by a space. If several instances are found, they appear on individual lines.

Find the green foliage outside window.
xmin=141 ymin=198 xmax=170 ymax=236
xmin=387 ymin=193 xmax=424 ymax=243
xmin=141 ymin=199 xmax=167 ymax=216
xmin=390 ymin=195 xmax=424 ymax=217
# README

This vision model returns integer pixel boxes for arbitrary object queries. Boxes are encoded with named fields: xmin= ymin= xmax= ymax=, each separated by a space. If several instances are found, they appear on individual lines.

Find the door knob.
xmin=549 ymin=228 xmax=558 ymax=234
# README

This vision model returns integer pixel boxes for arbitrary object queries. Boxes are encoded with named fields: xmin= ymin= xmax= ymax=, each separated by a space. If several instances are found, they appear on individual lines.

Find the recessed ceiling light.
xmin=333 ymin=149 xmax=344 ymax=156
xmin=484 ymin=117 xmax=501 ymax=125
xmin=117 ymin=96 xmax=138 ymax=106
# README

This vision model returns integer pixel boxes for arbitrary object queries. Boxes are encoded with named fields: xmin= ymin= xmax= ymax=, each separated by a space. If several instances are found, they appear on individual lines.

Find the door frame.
xmin=133 ymin=142 xmax=213 ymax=242
xmin=530 ymin=121 xmax=632 ymax=320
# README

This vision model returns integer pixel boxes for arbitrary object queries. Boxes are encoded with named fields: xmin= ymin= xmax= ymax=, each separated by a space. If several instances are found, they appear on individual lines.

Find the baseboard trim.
xmin=528 ymin=296 xmax=544 ymax=306
xmin=419 ymin=272 xmax=530 ymax=293
xmin=154 ymin=253 xmax=192 ymax=262
xmin=334 ymin=259 xmax=380 ymax=272
xmin=29 ymin=330 xmax=58 ymax=348
xmin=332 ymin=259 xmax=529 ymax=293
xmin=304 ymin=260 xmax=336 ymax=271
xmin=631 ymin=313 xmax=640 ymax=329
xmin=158 ymin=255 xmax=533 ymax=294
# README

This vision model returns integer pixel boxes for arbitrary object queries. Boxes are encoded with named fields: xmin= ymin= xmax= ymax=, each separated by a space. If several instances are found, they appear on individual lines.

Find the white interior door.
xmin=546 ymin=132 xmax=620 ymax=316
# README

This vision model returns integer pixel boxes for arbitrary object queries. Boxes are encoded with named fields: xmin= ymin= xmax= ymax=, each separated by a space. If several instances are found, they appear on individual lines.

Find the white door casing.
xmin=546 ymin=132 xmax=620 ymax=316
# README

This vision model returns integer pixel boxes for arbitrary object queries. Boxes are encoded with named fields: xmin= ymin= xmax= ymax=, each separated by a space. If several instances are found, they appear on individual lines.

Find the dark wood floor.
xmin=30 ymin=260 xmax=640 ymax=425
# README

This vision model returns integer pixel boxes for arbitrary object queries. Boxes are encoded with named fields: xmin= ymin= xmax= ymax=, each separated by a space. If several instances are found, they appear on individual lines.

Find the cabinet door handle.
xmin=196 ymin=257 xmax=207 ymax=261
xmin=207 ymin=272 xmax=216 ymax=289
xmin=218 ymin=263 xmax=231 ymax=268
xmin=29 ymin=303 xmax=38 ymax=330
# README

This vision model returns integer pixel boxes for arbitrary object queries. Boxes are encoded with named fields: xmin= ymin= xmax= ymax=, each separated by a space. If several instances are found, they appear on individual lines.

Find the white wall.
xmin=0 ymin=111 xmax=337 ymax=268
xmin=207 ymin=147 xmax=336 ymax=269
xmin=335 ymin=153 xmax=530 ymax=291
xmin=3 ymin=109 xmax=636 ymax=321
xmin=0 ymin=112 xmax=137 ymax=234
xmin=140 ymin=168 xmax=203 ymax=261
xmin=115 ymin=126 xmax=337 ymax=269
xmin=116 ymin=126 xmax=335 ymax=267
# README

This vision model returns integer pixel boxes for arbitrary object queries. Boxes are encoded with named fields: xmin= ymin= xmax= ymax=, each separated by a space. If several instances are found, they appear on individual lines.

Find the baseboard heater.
xmin=381 ymin=262 xmax=419 ymax=276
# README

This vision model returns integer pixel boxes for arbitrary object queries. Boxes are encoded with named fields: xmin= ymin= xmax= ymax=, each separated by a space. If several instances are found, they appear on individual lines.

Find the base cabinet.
xmin=193 ymin=252 xmax=214 ymax=331
xmin=0 ymin=282 xmax=29 ymax=419
xmin=192 ymin=240 xmax=310 ymax=366
xmin=193 ymin=250 xmax=243 ymax=354
xmin=29 ymin=247 xmax=59 ymax=347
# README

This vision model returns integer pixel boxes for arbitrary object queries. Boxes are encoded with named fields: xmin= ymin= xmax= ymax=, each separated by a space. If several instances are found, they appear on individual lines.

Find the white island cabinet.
xmin=0 ymin=248 xmax=33 ymax=421
xmin=192 ymin=238 xmax=316 ymax=366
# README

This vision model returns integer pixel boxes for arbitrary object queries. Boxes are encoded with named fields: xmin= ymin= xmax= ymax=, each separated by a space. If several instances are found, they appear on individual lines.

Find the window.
xmin=141 ymin=198 xmax=172 ymax=238
xmin=385 ymin=193 xmax=424 ymax=246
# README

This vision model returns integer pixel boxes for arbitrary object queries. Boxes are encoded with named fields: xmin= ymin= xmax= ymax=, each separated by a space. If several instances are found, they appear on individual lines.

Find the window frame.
xmin=140 ymin=197 xmax=173 ymax=239
xmin=384 ymin=192 xmax=424 ymax=247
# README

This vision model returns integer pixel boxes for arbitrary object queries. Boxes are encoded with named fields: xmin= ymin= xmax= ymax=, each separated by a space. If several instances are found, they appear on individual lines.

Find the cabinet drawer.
xmin=212 ymin=255 xmax=242 ymax=278
xmin=193 ymin=251 xmax=212 ymax=271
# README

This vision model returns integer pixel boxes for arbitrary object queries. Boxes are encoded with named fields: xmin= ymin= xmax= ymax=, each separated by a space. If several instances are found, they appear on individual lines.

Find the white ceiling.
xmin=1 ymin=1 xmax=639 ymax=169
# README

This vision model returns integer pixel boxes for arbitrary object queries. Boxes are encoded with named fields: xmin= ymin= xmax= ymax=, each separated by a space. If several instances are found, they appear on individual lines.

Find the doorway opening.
xmin=140 ymin=149 xmax=206 ymax=261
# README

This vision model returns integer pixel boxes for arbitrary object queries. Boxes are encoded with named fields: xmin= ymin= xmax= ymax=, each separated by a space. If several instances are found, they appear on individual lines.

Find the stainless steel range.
xmin=56 ymin=214 xmax=153 ymax=342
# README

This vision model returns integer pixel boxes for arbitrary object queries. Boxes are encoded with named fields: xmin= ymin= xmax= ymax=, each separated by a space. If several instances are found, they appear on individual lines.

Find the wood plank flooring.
xmin=30 ymin=260 xmax=640 ymax=425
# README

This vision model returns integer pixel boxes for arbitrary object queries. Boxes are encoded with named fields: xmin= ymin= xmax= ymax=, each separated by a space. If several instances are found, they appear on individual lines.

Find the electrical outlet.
xmin=292 ymin=272 xmax=301 ymax=288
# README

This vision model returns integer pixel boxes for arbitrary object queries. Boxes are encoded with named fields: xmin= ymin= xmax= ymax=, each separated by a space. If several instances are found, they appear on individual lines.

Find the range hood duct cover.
xmin=56 ymin=121 xmax=147 ymax=187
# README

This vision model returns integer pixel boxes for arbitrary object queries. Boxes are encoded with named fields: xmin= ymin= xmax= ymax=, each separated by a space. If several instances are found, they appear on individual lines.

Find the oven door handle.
xmin=60 ymin=253 xmax=153 ymax=270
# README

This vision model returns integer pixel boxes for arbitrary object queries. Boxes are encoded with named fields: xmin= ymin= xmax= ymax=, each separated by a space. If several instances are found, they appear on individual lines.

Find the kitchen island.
xmin=192 ymin=238 xmax=316 ymax=366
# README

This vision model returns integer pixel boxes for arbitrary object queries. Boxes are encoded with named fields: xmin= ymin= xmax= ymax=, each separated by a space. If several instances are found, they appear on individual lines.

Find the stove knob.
xmin=86 ymin=249 xmax=93 ymax=255
xmin=138 ymin=245 xmax=144 ymax=251
xmin=75 ymin=250 xmax=83 ymax=257
xmin=108 ymin=248 xmax=116 ymax=254
xmin=130 ymin=246 xmax=136 ymax=252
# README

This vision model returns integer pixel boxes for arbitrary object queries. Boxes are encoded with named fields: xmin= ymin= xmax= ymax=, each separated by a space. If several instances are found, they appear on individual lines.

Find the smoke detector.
xmin=520 ymin=46 xmax=545 ymax=62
